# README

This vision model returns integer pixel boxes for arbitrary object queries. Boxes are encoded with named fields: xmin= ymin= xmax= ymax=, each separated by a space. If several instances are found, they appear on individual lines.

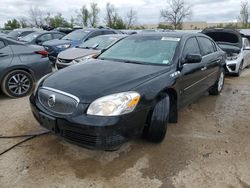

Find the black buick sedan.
xmin=30 ymin=32 xmax=226 ymax=150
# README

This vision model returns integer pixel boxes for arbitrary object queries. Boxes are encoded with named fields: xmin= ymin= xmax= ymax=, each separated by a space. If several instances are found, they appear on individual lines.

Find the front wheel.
xmin=1 ymin=70 xmax=34 ymax=98
xmin=143 ymin=95 xmax=170 ymax=143
xmin=209 ymin=68 xmax=225 ymax=95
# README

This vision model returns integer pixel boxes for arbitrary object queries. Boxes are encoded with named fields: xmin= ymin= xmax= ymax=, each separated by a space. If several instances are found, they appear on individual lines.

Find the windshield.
xmin=79 ymin=36 xmax=120 ymax=50
xmin=62 ymin=30 xmax=89 ymax=41
xmin=99 ymin=36 xmax=179 ymax=65
xmin=8 ymin=30 xmax=21 ymax=38
xmin=20 ymin=32 xmax=39 ymax=42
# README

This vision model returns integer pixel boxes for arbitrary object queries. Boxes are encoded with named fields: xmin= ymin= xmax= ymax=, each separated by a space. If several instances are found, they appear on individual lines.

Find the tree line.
xmin=4 ymin=2 xmax=137 ymax=30
xmin=3 ymin=0 xmax=250 ymax=30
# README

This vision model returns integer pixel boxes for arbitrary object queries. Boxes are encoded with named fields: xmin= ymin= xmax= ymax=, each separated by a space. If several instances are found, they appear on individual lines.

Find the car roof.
xmin=0 ymin=35 xmax=25 ymax=44
xmin=94 ymin=34 xmax=127 ymax=39
xmin=31 ymin=31 xmax=64 ymax=34
xmin=12 ymin=28 xmax=42 ymax=32
xmin=77 ymin=28 xmax=117 ymax=32
xmin=135 ymin=32 xmax=205 ymax=39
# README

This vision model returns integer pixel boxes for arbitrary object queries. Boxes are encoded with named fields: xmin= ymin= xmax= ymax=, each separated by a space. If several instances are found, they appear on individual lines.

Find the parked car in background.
xmin=19 ymin=31 xmax=65 ymax=45
xmin=8 ymin=28 xmax=42 ymax=40
xmin=43 ymin=28 xmax=119 ymax=64
xmin=0 ymin=35 xmax=52 ymax=98
xmin=30 ymin=32 xmax=226 ymax=150
xmin=56 ymin=34 xmax=127 ymax=69
xmin=202 ymin=28 xmax=250 ymax=76
xmin=0 ymin=29 xmax=11 ymax=34
xmin=53 ymin=27 xmax=73 ymax=34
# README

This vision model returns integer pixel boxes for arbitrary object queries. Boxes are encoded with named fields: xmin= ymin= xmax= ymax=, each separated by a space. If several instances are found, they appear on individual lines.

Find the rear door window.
xmin=38 ymin=34 xmax=53 ymax=42
xmin=183 ymin=37 xmax=201 ymax=58
xmin=53 ymin=33 xmax=64 ymax=39
xmin=197 ymin=37 xmax=216 ymax=56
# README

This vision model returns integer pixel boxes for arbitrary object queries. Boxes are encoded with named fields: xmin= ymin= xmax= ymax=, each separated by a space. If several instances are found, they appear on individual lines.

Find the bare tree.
xmin=105 ymin=3 xmax=116 ymax=28
xmin=126 ymin=8 xmax=137 ymax=29
xmin=161 ymin=0 xmax=192 ymax=29
xmin=239 ymin=1 xmax=249 ymax=28
xmin=18 ymin=17 xmax=28 ymax=28
xmin=77 ymin=5 xmax=89 ymax=27
xmin=89 ymin=3 xmax=100 ymax=27
xmin=28 ymin=7 xmax=44 ymax=27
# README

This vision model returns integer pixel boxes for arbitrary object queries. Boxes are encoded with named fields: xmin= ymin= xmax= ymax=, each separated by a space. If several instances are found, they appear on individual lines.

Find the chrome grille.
xmin=38 ymin=87 xmax=79 ymax=115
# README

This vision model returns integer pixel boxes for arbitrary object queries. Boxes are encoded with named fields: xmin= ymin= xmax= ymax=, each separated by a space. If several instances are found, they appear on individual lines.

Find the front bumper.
xmin=225 ymin=59 xmax=241 ymax=74
xmin=55 ymin=59 xmax=73 ymax=70
xmin=30 ymin=94 xmax=148 ymax=150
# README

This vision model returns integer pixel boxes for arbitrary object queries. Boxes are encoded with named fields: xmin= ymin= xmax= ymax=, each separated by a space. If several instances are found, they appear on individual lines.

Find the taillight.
xmin=35 ymin=50 xmax=48 ymax=58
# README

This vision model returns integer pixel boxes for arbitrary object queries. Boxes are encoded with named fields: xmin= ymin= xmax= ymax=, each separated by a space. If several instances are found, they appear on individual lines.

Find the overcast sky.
xmin=0 ymin=0 xmax=242 ymax=27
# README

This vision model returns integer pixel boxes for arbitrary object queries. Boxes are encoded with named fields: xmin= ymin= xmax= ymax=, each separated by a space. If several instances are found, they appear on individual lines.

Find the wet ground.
xmin=0 ymin=69 xmax=250 ymax=188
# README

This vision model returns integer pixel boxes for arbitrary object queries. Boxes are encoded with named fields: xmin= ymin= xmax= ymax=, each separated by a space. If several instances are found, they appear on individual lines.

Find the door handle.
xmin=201 ymin=67 xmax=207 ymax=71
xmin=216 ymin=59 xmax=221 ymax=63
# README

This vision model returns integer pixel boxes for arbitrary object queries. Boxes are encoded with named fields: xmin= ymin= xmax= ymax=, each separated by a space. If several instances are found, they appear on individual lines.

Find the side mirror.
xmin=100 ymin=49 xmax=107 ymax=53
xmin=184 ymin=54 xmax=202 ymax=64
xmin=244 ymin=46 xmax=250 ymax=50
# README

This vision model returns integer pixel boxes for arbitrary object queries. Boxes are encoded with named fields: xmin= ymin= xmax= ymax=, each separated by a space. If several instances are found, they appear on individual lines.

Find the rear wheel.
xmin=143 ymin=95 xmax=169 ymax=143
xmin=209 ymin=68 xmax=225 ymax=95
xmin=1 ymin=70 xmax=34 ymax=98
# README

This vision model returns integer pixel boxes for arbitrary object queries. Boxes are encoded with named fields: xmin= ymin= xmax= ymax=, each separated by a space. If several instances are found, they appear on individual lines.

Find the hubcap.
xmin=8 ymin=73 xmax=31 ymax=95
xmin=218 ymin=72 xmax=224 ymax=92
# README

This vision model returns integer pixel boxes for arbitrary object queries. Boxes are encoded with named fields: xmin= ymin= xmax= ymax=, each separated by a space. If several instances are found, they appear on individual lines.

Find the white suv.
xmin=202 ymin=28 xmax=250 ymax=76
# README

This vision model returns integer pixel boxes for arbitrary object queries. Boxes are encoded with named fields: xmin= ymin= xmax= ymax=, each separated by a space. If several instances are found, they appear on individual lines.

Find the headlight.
xmin=227 ymin=53 xmax=239 ymax=61
xmin=87 ymin=92 xmax=140 ymax=116
xmin=56 ymin=44 xmax=70 ymax=49
xmin=33 ymin=74 xmax=50 ymax=95
xmin=72 ymin=55 xmax=94 ymax=64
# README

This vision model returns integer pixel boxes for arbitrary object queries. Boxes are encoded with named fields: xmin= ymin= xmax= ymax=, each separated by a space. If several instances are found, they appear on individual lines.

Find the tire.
xmin=235 ymin=61 xmax=244 ymax=77
xmin=1 ymin=70 xmax=34 ymax=98
xmin=209 ymin=68 xmax=225 ymax=96
xmin=143 ymin=95 xmax=170 ymax=143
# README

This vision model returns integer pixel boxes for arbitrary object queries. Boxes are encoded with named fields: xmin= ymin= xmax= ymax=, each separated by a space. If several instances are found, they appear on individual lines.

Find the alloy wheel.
xmin=8 ymin=73 xmax=31 ymax=96
xmin=218 ymin=71 xmax=224 ymax=92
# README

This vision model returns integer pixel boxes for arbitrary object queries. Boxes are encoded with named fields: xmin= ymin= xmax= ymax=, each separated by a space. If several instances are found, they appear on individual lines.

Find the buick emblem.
xmin=48 ymin=94 xmax=56 ymax=108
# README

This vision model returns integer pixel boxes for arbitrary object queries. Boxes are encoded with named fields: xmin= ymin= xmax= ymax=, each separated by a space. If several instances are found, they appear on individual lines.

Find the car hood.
xmin=58 ymin=47 xmax=99 ymax=60
xmin=43 ymin=39 xmax=72 ymax=46
xmin=202 ymin=28 xmax=242 ymax=49
xmin=42 ymin=59 xmax=170 ymax=103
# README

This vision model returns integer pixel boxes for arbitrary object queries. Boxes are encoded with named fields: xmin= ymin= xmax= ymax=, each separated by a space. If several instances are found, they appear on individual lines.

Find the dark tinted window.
xmin=103 ymin=30 xmax=116 ymax=35
xmin=53 ymin=33 xmax=64 ymax=39
xmin=183 ymin=37 xmax=200 ymax=58
xmin=38 ymin=34 xmax=52 ymax=42
xmin=197 ymin=37 xmax=216 ymax=56
xmin=62 ymin=30 xmax=89 ymax=41
xmin=0 ymin=41 xmax=5 ymax=49
xmin=19 ymin=31 xmax=34 ymax=37
xmin=88 ymin=31 xmax=102 ymax=39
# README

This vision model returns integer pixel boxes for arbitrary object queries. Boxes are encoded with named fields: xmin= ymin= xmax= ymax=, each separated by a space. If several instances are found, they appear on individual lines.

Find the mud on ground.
xmin=0 ymin=69 xmax=250 ymax=188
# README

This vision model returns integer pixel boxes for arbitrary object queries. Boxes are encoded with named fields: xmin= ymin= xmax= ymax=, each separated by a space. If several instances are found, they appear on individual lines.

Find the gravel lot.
xmin=1 ymin=69 xmax=250 ymax=188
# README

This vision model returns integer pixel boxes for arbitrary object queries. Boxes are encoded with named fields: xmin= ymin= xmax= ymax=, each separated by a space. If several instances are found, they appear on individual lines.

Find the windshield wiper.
xmin=122 ymin=60 xmax=145 ymax=65
xmin=99 ymin=58 xmax=145 ymax=65
xmin=78 ymin=46 xmax=91 ymax=49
